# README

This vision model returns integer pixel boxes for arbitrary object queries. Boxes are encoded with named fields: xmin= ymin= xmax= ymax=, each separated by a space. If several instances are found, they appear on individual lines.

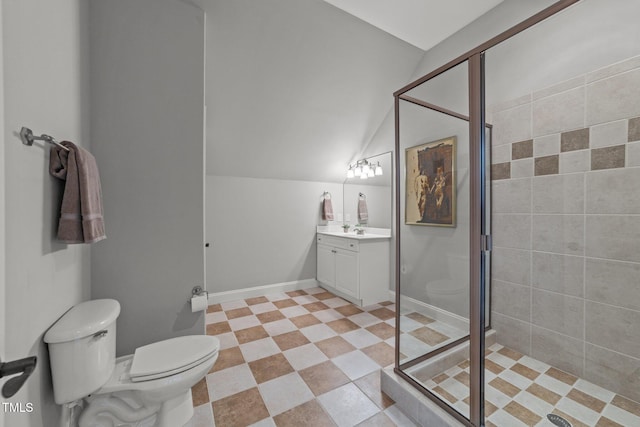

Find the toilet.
xmin=44 ymin=299 xmax=219 ymax=427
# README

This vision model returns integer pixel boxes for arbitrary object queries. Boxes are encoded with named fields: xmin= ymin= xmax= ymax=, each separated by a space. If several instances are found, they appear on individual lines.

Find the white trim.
xmin=207 ymin=279 xmax=319 ymax=304
xmin=389 ymin=290 xmax=469 ymax=331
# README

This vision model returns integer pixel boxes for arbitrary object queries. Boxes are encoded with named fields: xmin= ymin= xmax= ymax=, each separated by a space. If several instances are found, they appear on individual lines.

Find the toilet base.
xmin=156 ymin=390 xmax=193 ymax=427
xmin=77 ymin=389 xmax=194 ymax=427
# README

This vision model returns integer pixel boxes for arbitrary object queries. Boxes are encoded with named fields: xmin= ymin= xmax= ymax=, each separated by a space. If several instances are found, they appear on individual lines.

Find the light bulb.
xmin=368 ymin=168 xmax=375 ymax=177
xmin=360 ymin=172 xmax=368 ymax=180
xmin=362 ymin=163 xmax=370 ymax=174
xmin=354 ymin=166 xmax=362 ymax=176
xmin=375 ymin=164 xmax=383 ymax=175
xmin=346 ymin=169 xmax=354 ymax=178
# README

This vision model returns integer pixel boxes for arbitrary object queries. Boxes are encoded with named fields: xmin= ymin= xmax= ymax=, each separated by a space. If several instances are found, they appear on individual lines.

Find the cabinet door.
xmin=335 ymin=249 xmax=358 ymax=298
xmin=317 ymin=244 xmax=336 ymax=287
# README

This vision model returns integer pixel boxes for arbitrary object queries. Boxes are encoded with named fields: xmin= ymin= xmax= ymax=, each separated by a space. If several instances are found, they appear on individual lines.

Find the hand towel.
xmin=322 ymin=194 xmax=334 ymax=221
xmin=49 ymin=141 xmax=106 ymax=244
xmin=358 ymin=197 xmax=368 ymax=223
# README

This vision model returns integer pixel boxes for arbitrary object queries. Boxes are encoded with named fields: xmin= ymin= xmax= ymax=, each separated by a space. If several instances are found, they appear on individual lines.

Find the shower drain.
xmin=547 ymin=413 xmax=572 ymax=427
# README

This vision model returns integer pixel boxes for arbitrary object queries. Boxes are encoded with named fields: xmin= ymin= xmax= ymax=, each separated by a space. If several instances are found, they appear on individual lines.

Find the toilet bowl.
xmin=44 ymin=299 xmax=219 ymax=427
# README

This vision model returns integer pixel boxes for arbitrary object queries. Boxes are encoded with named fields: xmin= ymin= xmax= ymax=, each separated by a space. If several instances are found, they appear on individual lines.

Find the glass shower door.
xmin=396 ymin=60 xmax=478 ymax=422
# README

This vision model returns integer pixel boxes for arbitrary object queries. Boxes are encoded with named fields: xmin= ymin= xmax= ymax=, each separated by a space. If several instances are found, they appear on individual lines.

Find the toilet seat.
xmin=130 ymin=335 xmax=219 ymax=382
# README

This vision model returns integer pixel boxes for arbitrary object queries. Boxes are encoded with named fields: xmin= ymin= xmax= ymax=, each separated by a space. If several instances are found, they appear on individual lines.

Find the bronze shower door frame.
xmin=392 ymin=1 xmax=581 ymax=426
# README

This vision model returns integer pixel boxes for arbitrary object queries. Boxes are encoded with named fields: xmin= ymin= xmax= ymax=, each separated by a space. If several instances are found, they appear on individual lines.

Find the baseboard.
xmin=207 ymin=279 xmax=319 ymax=304
xmin=389 ymin=290 xmax=469 ymax=331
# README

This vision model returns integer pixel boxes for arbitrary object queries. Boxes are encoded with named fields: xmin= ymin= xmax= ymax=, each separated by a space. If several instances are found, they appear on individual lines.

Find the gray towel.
xmin=322 ymin=196 xmax=334 ymax=221
xmin=358 ymin=198 xmax=368 ymax=223
xmin=49 ymin=141 xmax=106 ymax=244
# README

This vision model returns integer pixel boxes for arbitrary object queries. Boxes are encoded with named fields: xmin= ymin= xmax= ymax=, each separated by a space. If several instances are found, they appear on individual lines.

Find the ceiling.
xmin=322 ymin=0 xmax=504 ymax=51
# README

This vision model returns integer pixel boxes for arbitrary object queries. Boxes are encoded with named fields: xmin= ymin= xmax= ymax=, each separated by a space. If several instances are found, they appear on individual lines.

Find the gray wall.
xmin=398 ymin=102 xmax=471 ymax=319
xmin=89 ymin=0 xmax=206 ymax=356
xmin=0 ymin=2 xmax=5 ymax=425
xmin=204 ymin=0 xmax=423 ymax=294
xmin=2 ymin=1 xmax=91 ymax=425
xmin=206 ymin=176 xmax=342 ymax=292
xmin=343 ymin=184 xmax=391 ymax=229
xmin=204 ymin=0 xmax=423 ymax=183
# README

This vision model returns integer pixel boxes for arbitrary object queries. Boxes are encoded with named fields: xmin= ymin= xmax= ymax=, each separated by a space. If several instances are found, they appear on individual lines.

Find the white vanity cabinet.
xmin=316 ymin=233 xmax=390 ymax=307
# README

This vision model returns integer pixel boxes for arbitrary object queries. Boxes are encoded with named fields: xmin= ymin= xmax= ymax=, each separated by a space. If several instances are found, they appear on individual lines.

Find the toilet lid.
xmin=130 ymin=335 xmax=219 ymax=382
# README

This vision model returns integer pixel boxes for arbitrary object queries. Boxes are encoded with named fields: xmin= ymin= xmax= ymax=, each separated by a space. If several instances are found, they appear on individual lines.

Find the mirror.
xmin=343 ymin=152 xmax=392 ymax=229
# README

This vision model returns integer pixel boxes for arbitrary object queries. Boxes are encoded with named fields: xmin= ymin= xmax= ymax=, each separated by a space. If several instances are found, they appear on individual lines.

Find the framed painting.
xmin=405 ymin=136 xmax=456 ymax=227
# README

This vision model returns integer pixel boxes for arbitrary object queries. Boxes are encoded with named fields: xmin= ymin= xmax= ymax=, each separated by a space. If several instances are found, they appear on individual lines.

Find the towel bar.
xmin=20 ymin=127 xmax=70 ymax=152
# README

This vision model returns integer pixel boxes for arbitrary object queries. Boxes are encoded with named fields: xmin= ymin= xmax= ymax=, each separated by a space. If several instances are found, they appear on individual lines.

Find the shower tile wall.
xmin=489 ymin=55 xmax=640 ymax=403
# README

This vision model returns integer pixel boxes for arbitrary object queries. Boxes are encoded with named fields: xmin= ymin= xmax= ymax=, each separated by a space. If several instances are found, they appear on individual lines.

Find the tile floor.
xmin=190 ymin=287 xmax=640 ymax=426
xmin=190 ymin=287 xmax=419 ymax=427
xmin=397 ymin=309 xmax=467 ymax=363
xmin=410 ymin=343 xmax=640 ymax=427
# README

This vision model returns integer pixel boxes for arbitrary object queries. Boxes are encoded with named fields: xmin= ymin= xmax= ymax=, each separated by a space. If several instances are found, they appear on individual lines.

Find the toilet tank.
xmin=44 ymin=299 xmax=120 ymax=404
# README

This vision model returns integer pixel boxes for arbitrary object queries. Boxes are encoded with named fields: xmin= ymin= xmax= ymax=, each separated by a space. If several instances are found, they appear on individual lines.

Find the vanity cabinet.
xmin=316 ymin=233 xmax=390 ymax=307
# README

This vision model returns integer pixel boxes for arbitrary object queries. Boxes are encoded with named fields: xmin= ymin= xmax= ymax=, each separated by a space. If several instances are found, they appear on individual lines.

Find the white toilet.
xmin=44 ymin=299 xmax=219 ymax=427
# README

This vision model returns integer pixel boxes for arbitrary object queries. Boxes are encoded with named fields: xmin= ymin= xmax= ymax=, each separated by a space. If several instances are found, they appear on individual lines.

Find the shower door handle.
xmin=481 ymin=234 xmax=492 ymax=252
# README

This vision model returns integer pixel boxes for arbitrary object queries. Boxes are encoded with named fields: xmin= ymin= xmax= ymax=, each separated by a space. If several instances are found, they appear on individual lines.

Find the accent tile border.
xmin=492 ymin=116 xmax=638 ymax=180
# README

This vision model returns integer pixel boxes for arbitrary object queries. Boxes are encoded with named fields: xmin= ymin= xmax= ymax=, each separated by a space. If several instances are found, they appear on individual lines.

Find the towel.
xmin=322 ymin=194 xmax=334 ymax=221
xmin=358 ymin=197 xmax=368 ymax=223
xmin=49 ymin=141 xmax=106 ymax=244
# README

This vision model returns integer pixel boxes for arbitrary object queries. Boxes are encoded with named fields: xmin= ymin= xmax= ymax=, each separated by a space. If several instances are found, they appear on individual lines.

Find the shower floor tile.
xmin=410 ymin=343 xmax=640 ymax=427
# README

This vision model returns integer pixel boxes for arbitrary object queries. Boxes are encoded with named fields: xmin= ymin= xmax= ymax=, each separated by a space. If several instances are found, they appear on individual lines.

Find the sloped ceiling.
xmin=204 ymin=0 xmax=424 ymax=182
xmin=323 ymin=0 xmax=504 ymax=51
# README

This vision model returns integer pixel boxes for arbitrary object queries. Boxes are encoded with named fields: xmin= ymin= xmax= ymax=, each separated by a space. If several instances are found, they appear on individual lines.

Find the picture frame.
xmin=405 ymin=136 xmax=456 ymax=227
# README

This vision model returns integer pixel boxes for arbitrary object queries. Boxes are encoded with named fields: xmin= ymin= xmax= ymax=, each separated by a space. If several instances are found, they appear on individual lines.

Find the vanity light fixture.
xmin=347 ymin=158 xmax=382 ymax=179
xmin=362 ymin=162 xmax=370 ymax=175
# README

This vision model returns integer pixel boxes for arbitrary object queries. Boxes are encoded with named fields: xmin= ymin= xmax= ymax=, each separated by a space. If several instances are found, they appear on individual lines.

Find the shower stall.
xmin=390 ymin=1 xmax=640 ymax=426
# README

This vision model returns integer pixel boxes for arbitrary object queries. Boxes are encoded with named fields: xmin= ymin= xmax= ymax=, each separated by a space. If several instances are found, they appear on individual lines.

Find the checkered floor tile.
xmin=397 ymin=309 xmax=467 ymax=363
xmin=409 ymin=343 xmax=640 ymax=427
xmin=190 ymin=287 xmax=419 ymax=427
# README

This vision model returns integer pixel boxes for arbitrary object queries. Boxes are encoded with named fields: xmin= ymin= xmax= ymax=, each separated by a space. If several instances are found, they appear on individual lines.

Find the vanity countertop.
xmin=317 ymin=230 xmax=391 ymax=240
